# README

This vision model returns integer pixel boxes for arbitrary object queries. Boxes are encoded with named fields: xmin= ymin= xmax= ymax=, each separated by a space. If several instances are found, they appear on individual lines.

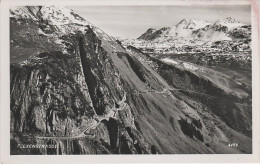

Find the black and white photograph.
xmin=1 ymin=0 xmax=260 ymax=162
xmin=8 ymin=4 xmax=253 ymax=155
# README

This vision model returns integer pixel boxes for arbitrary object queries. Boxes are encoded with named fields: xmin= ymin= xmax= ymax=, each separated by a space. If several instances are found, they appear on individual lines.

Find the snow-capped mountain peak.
xmin=176 ymin=18 xmax=190 ymax=25
xmin=147 ymin=28 xmax=157 ymax=32
xmin=40 ymin=6 xmax=89 ymax=26
xmin=130 ymin=16 xmax=251 ymax=53
xmin=10 ymin=6 xmax=90 ymax=27
xmin=176 ymin=19 xmax=211 ymax=30
xmin=214 ymin=17 xmax=244 ymax=30
xmin=10 ymin=6 xmax=42 ymax=20
xmin=217 ymin=17 xmax=240 ymax=24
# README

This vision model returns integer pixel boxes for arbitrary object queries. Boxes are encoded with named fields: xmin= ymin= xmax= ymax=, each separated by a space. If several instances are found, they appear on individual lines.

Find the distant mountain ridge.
xmin=123 ymin=17 xmax=251 ymax=54
xmin=138 ymin=17 xmax=248 ymax=42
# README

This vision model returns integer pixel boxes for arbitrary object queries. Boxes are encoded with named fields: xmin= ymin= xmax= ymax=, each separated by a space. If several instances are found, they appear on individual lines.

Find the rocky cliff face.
xmin=10 ymin=6 xmax=251 ymax=155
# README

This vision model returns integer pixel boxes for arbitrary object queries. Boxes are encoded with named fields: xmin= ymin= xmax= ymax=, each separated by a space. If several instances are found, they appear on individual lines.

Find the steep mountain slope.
xmin=138 ymin=28 xmax=157 ymax=40
xmin=126 ymin=45 xmax=252 ymax=150
xmin=10 ymin=6 xmax=251 ymax=155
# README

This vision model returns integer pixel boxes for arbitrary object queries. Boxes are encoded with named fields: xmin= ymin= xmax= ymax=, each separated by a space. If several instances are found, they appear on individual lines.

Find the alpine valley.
xmin=10 ymin=6 xmax=252 ymax=155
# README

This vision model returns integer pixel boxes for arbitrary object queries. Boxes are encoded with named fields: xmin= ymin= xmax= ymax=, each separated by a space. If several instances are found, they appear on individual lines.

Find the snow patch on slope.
xmin=10 ymin=6 xmax=40 ymax=20
xmin=215 ymin=17 xmax=245 ymax=30
xmin=161 ymin=58 xmax=179 ymax=65
xmin=160 ymin=58 xmax=199 ymax=71
xmin=41 ymin=6 xmax=89 ymax=26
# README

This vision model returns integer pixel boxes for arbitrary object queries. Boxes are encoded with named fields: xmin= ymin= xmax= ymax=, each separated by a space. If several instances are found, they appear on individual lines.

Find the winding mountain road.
xmin=138 ymin=87 xmax=216 ymax=99
xmin=36 ymin=92 xmax=127 ymax=141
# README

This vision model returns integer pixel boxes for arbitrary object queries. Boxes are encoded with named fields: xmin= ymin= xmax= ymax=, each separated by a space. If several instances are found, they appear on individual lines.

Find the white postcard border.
xmin=1 ymin=0 xmax=259 ymax=163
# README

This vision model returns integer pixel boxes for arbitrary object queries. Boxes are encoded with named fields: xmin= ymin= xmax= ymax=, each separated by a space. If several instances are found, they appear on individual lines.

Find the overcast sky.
xmin=69 ymin=5 xmax=251 ymax=39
